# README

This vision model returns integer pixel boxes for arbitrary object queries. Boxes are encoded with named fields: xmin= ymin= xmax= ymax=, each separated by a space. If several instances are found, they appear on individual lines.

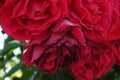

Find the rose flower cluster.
xmin=0 ymin=0 xmax=120 ymax=80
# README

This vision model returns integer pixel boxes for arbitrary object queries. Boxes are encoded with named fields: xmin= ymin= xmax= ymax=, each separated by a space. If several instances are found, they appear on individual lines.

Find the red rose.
xmin=22 ymin=19 xmax=86 ymax=73
xmin=0 ymin=0 xmax=4 ymax=19
xmin=106 ymin=0 xmax=120 ymax=40
xmin=68 ymin=0 xmax=113 ymax=42
xmin=0 ymin=0 xmax=69 ymax=40
xmin=0 ymin=0 xmax=119 ymax=80
xmin=70 ymin=59 xmax=93 ymax=80
xmin=70 ymin=40 xmax=116 ymax=80
xmin=22 ymin=19 xmax=116 ymax=80
xmin=112 ymin=40 xmax=120 ymax=65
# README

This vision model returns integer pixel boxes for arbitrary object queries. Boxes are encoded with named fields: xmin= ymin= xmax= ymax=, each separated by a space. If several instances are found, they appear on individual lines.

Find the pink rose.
xmin=0 ymin=0 xmax=69 ymax=40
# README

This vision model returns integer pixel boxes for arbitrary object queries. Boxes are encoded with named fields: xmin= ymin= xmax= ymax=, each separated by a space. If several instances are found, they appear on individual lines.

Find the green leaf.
xmin=0 ymin=42 xmax=23 ymax=56
xmin=20 ymin=67 xmax=35 ymax=80
xmin=3 ymin=61 xmax=23 ymax=78
xmin=30 ymin=71 xmax=39 ymax=80
xmin=33 ymin=71 xmax=54 ymax=80
xmin=55 ymin=69 xmax=75 ymax=80
xmin=55 ymin=69 xmax=65 ymax=80
xmin=5 ymin=36 xmax=14 ymax=44
xmin=0 ymin=61 xmax=6 ymax=69
xmin=0 ymin=52 xmax=14 ymax=69
xmin=113 ymin=65 xmax=120 ymax=74
xmin=41 ymin=73 xmax=54 ymax=80
xmin=61 ymin=69 xmax=72 ymax=80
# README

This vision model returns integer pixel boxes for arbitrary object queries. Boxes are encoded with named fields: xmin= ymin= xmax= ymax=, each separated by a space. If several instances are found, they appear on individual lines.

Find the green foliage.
xmin=3 ymin=61 xmax=23 ymax=78
xmin=0 ymin=42 xmax=23 ymax=56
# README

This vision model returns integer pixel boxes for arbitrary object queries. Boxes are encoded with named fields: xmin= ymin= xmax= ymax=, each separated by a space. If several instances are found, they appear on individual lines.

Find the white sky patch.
xmin=4 ymin=77 xmax=10 ymax=80
xmin=13 ymin=47 xmax=21 ymax=55
xmin=0 ymin=26 xmax=5 ymax=49
xmin=0 ymin=25 xmax=8 ymax=49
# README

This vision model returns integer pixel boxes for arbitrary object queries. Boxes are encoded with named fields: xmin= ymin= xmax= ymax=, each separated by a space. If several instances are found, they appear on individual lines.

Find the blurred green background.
xmin=0 ymin=27 xmax=120 ymax=80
